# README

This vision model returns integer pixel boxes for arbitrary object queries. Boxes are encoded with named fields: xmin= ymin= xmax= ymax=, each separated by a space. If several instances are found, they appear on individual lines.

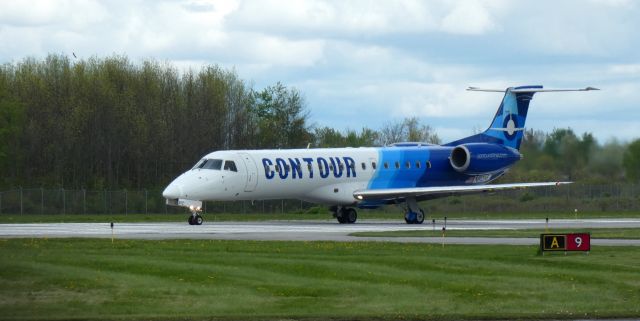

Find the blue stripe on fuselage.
xmin=368 ymin=146 xmax=503 ymax=189
xmin=369 ymin=147 xmax=432 ymax=189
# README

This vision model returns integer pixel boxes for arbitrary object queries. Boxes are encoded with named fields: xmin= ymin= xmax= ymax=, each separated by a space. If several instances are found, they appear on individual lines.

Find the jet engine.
xmin=449 ymin=143 xmax=521 ymax=174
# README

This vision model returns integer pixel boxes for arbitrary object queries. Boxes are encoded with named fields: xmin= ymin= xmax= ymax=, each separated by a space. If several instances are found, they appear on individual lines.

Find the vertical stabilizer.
xmin=445 ymin=85 xmax=542 ymax=150
xmin=482 ymin=85 xmax=541 ymax=149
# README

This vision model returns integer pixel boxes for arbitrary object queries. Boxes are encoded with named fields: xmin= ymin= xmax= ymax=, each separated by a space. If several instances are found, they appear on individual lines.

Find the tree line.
xmin=0 ymin=54 xmax=639 ymax=189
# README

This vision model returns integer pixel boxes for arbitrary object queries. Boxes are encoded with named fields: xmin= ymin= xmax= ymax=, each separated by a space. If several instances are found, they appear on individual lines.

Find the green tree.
xmin=623 ymin=138 xmax=640 ymax=181
xmin=0 ymin=86 xmax=25 ymax=185
xmin=346 ymin=128 xmax=379 ymax=147
xmin=542 ymin=128 xmax=595 ymax=180
xmin=314 ymin=127 xmax=345 ymax=147
xmin=587 ymin=138 xmax=625 ymax=183
xmin=378 ymin=117 xmax=440 ymax=145
xmin=251 ymin=82 xmax=311 ymax=149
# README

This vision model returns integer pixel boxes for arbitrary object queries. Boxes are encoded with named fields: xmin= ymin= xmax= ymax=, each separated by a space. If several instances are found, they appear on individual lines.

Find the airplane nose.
xmin=162 ymin=183 xmax=182 ymax=199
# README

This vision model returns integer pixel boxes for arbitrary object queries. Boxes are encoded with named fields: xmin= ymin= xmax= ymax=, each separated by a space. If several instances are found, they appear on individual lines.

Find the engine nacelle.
xmin=449 ymin=143 xmax=521 ymax=174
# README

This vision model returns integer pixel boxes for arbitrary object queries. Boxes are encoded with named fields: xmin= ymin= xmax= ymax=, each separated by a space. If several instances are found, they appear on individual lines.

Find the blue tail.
xmin=445 ymin=85 xmax=541 ymax=150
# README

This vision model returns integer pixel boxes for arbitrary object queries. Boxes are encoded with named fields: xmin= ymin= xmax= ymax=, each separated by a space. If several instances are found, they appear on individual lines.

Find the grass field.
xmin=0 ymin=238 xmax=639 ymax=320
xmin=1 ymin=210 xmax=639 ymax=223
xmin=352 ymin=228 xmax=640 ymax=239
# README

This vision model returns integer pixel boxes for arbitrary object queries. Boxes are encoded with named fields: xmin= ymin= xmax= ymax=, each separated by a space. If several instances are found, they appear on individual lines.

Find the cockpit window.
xmin=192 ymin=159 xmax=206 ymax=169
xmin=200 ymin=159 xmax=223 ymax=170
xmin=224 ymin=160 xmax=238 ymax=172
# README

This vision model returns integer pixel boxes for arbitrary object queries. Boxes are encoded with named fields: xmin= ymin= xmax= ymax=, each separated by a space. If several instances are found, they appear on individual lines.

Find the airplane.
xmin=162 ymin=85 xmax=598 ymax=225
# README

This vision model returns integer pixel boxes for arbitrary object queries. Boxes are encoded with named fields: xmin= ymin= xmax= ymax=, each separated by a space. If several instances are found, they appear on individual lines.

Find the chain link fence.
xmin=0 ymin=188 xmax=321 ymax=215
xmin=426 ymin=183 xmax=640 ymax=214
xmin=0 ymin=184 xmax=638 ymax=215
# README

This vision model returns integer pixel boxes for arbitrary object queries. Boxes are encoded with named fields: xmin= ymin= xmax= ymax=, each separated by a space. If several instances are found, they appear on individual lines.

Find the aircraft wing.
xmin=353 ymin=182 xmax=572 ymax=201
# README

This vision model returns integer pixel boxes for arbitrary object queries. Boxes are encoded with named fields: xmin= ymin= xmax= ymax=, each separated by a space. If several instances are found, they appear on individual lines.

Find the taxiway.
xmin=0 ymin=218 xmax=638 ymax=245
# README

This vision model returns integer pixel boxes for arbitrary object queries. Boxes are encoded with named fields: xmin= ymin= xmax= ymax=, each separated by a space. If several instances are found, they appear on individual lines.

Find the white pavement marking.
xmin=0 ymin=219 xmax=639 ymax=245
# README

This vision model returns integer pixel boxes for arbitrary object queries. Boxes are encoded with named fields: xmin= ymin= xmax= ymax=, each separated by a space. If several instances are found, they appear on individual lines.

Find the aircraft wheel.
xmin=404 ymin=212 xmax=414 ymax=224
xmin=336 ymin=208 xmax=347 ymax=224
xmin=416 ymin=209 xmax=425 ymax=224
xmin=346 ymin=208 xmax=357 ymax=224
xmin=195 ymin=215 xmax=204 ymax=225
xmin=188 ymin=215 xmax=195 ymax=225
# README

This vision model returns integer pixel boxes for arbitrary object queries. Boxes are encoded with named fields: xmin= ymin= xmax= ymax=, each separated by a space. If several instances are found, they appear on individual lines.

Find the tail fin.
xmin=482 ymin=85 xmax=541 ymax=149
xmin=445 ymin=85 xmax=598 ymax=150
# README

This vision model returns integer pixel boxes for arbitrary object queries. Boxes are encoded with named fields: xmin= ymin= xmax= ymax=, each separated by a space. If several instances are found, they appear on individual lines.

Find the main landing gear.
xmin=332 ymin=206 xmax=357 ymax=224
xmin=188 ymin=210 xmax=203 ymax=225
xmin=404 ymin=198 xmax=425 ymax=224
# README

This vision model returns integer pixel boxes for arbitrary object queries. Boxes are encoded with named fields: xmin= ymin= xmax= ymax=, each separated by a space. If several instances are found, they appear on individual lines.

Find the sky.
xmin=1 ymin=0 xmax=639 ymax=143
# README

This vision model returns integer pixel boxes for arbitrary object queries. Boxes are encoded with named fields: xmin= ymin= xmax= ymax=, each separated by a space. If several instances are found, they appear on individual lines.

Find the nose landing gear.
xmin=188 ymin=213 xmax=203 ymax=225
xmin=188 ymin=208 xmax=203 ymax=225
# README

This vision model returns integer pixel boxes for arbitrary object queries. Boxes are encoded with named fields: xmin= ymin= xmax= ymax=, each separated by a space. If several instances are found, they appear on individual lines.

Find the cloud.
xmin=506 ymin=1 xmax=636 ymax=57
xmin=440 ymin=1 xmax=496 ymax=35
xmin=1 ymin=0 xmax=639 ymax=142
xmin=608 ymin=64 xmax=640 ymax=77
xmin=225 ymin=0 xmax=508 ymax=38
xmin=0 ymin=0 xmax=107 ymax=28
xmin=226 ymin=0 xmax=438 ymax=36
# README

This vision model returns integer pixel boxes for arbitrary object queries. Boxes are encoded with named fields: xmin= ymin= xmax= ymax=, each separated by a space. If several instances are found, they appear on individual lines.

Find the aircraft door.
xmin=239 ymin=153 xmax=258 ymax=192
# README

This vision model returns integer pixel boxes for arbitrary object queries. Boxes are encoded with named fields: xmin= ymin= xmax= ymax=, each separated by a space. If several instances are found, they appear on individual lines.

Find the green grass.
xmin=1 ymin=210 xmax=640 ymax=223
xmin=351 ymin=228 xmax=640 ymax=239
xmin=0 ymin=239 xmax=639 ymax=320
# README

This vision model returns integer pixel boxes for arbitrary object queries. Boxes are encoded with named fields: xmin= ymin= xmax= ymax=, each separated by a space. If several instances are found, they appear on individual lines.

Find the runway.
xmin=1 ymin=218 xmax=639 ymax=245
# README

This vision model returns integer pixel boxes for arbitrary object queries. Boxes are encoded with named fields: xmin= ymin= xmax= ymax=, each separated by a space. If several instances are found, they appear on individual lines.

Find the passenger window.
xmin=372 ymin=161 xmax=377 ymax=170
xmin=307 ymin=163 xmax=313 ymax=172
xmin=415 ymin=161 xmax=421 ymax=169
xmin=395 ymin=161 xmax=400 ymax=169
xmin=383 ymin=162 xmax=389 ymax=169
xmin=329 ymin=164 xmax=334 ymax=171
xmin=339 ymin=163 xmax=344 ymax=171
xmin=427 ymin=160 xmax=432 ymax=169
xmin=224 ymin=160 xmax=238 ymax=172
xmin=405 ymin=161 xmax=411 ymax=169
xmin=361 ymin=162 xmax=366 ymax=170
xmin=275 ymin=165 xmax=281 ymax=173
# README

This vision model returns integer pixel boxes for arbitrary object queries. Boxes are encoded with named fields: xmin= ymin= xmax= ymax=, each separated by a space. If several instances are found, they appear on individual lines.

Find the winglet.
xmin=466 ymin=87 xmax=504 ymax=92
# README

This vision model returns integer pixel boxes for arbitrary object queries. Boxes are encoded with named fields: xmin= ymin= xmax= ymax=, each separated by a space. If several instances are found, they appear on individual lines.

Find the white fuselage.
xmin=163 ymin=148 xmax=380 ymax=206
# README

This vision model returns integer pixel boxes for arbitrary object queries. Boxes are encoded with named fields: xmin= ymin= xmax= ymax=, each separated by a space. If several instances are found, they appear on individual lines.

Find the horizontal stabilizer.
xmin=467 ymin=86 xmax=599 ymax=93
xmin=353 ymin=182 xmax=572 ymax=201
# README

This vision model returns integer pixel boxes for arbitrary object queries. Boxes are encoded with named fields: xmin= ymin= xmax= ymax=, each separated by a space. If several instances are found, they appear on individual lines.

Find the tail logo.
xmin=503 ymin=115 xmax=518 ymax=140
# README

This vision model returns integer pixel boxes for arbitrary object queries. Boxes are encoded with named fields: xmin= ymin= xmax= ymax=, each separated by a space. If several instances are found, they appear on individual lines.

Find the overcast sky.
xmin=1 ymin=0 xmax=639 ymax=143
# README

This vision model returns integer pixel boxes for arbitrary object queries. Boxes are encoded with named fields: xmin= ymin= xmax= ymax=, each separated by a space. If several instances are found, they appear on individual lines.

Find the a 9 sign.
xmin=567 ymin=233 xmax=590 ymax=251
xmin=574 ymin=236 xmax=582 ymax=247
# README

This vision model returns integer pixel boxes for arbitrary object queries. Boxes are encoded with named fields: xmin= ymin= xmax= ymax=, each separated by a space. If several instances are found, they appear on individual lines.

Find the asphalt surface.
xmin=1 ymin=218 xmax=639 ymax=245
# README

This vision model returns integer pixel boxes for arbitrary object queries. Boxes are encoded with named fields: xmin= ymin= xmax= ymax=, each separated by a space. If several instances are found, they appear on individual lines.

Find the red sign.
xmin=566 ymin=233 xmax=590 ymax=251
xmin=540 ymin=233 xmax=590 ymax=252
